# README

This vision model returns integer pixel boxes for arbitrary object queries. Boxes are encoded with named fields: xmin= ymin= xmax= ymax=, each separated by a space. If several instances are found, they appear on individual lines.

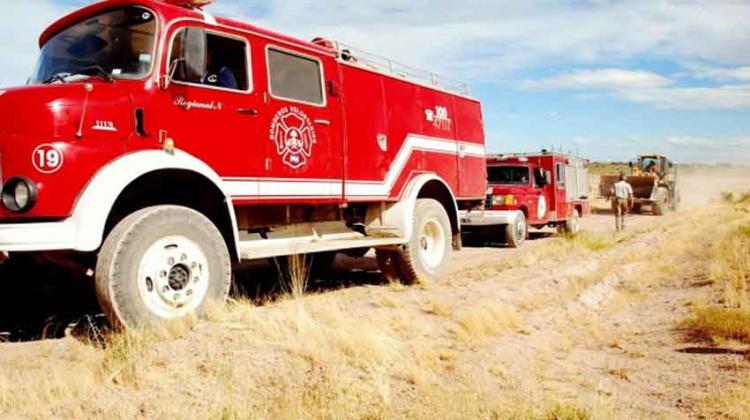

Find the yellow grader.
xmin=599 ymin=155 xmax=679 ymax=215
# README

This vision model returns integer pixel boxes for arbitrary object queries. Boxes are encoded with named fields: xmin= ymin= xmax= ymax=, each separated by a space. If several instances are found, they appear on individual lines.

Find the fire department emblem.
xmin=269 ymin=107 xmax=317 ymax=169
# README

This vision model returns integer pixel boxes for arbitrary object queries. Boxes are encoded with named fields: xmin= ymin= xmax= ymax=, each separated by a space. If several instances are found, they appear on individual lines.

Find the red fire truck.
xmin=0 ymin=0 xmax=487 ymax=328
xmin=460 ymin=152 xmax=590 ymax=247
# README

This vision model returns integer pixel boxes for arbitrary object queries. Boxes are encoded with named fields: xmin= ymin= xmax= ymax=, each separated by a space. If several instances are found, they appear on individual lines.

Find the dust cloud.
xmin=678 ymin=166 xmax=750 ymax=209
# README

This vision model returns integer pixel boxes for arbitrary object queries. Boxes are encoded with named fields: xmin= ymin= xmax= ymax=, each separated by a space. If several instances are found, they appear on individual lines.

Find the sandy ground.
xmin=0 ymin=169 xmax=748 ymax=418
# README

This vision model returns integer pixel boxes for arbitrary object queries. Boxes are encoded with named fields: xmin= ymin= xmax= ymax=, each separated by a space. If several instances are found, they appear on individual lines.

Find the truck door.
xmin=554 ymin=160 xmax=569 ymax=220
xmin=161 ymin=26 xmax=264 ymax=194
xmin=258 ymin=45 xmax=343 ymax=201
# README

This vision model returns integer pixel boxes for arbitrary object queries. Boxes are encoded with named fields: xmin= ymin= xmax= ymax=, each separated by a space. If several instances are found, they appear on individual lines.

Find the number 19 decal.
xmin=32 ymin=144 xmax=64 ymax=174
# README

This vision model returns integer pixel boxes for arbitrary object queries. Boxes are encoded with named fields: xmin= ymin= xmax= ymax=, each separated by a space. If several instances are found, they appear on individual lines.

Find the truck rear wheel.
xmin=376 ymin=199 xmax=452 ymax=285
xmin=563 ymin=209 xmax=581 ymax=235
xmin=96 ymin=206 xmax=231 ymax=329
xmin=504 ymin=212 xmax=527 ymax=248
xmin=652 ymin=187 xmax=669 ymax=216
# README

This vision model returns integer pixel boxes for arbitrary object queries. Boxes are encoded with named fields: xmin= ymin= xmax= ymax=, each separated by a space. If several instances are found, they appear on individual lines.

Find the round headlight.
xmin=14 ymin=182 xmax=30 ymax=209
xmin=1 ymin=177 xmax=38 ymax=213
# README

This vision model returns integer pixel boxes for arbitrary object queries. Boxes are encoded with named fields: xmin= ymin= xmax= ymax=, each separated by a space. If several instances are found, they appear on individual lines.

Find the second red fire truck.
xmin=0 ymin=0 xmax=487 ymax=328
xmin=460 ymin=152 xmax=590 ymax=247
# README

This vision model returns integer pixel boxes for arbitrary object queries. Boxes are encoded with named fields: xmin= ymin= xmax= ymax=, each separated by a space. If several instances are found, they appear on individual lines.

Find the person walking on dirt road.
xmin=610 ymin=172 xmax=634 ymax=232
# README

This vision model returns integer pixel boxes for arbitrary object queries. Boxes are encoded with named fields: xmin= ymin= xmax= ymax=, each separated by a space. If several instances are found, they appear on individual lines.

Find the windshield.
xmin=487 ymin=166 xmax=530 ymax=185
xmin=30 ymin=6 xmax=156 ymax=84
xmin=640 ymin=157 xmax=660 ymax=172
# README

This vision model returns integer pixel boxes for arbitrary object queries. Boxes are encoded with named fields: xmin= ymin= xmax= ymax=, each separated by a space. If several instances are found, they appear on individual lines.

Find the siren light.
xmin=163 ymin=0 xmax=214 ymax=9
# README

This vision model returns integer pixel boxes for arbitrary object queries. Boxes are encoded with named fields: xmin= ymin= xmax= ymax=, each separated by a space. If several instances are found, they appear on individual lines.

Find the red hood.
xmin=0 ymin=82 xmax=133 ymax=139
xmin=489 ymin=184 xmax=535 ymax=195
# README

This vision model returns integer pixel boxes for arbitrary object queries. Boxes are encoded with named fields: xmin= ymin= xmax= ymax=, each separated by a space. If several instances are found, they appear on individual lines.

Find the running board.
xmin=237 ymin=233 xmax=407 ymax=260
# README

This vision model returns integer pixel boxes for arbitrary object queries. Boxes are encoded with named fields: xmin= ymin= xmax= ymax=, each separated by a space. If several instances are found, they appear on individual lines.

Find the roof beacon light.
xmin=164 ymin=0 xmax=214 ymax=9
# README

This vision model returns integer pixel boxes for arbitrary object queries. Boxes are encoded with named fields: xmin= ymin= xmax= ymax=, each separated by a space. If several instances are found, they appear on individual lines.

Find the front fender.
xmin=69 ymin=149 xmax=239 ymax=255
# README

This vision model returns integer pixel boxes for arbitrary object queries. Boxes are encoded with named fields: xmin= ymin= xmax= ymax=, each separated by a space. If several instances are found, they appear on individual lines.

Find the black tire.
xmin=504 ymin=212 xmax=527 ymax=248
xmin=96 ymin=206 xmax=232 ymax=329
xmin=652 ymin=187 xmax=668 ymax=216
xmin=563 ymin=209 xmax=581 ymax=235
xmin=669 ymin=190 xmax=680 ymax=211
xmin=375 ymin=250 xmax=402 ymax=283
xmin=379 ymin=199 xmax=453 ymax=285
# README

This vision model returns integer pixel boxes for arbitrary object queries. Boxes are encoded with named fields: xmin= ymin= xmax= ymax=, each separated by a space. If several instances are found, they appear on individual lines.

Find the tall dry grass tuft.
xmin=682 ymin=307 xmax=750 ymax=344
xmin=707 ymin=223 xmax=750 ymax=308
xmin=273 ymin=254 xmax=310 ymax=299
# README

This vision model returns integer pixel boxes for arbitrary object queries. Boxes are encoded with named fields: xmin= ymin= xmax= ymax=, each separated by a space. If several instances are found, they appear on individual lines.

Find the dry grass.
xmin=421 ymin=298 xmax=454 ymax=317
xmin=682 ymin=306 xmax=750 ymax=344
xmin=451 ymin=301 xmax=522 ymax=343
xmin=701 ymin=377 xmax=750 ymax=419
xmin=4 ymin=195 xmax=749 ymax=419
xmin=543 ymin=403 xmax=591 ymax=420
xmin=682 ymin=207 xmax=750 ymax=345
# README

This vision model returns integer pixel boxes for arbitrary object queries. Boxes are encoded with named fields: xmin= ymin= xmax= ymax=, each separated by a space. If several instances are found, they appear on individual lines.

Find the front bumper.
xmin=459 ymin=210 xmax=522 ymax=227
xmin=0 ymin=220 xmax=78 ymax=252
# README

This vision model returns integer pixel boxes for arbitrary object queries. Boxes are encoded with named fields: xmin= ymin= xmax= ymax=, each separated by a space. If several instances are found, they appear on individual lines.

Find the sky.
xmin=3 ymin=0 xmax=750 ymax=164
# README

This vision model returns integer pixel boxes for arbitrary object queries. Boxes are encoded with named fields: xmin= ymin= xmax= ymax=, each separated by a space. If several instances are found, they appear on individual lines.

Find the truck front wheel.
xmin=504 ymin=212 xmax=527 ymax=248
xmin=652 ymin=187 xmax=669 ymax=216
xmin=376 ymin=199 xmax=452 ymax=285
xmin=96 ymin=206 xmax=232 ymax=329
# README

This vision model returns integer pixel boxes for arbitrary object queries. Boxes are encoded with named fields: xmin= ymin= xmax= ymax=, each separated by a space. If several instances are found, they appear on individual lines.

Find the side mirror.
xmin=533 ymin=168 xmax=546 ymax=187
xmin=161 ymin=27 xmax=206 ymax=90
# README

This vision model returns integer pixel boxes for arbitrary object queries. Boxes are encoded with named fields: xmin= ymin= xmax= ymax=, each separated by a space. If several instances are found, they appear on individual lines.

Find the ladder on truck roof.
xmin=315 ymin=39 xmax=472 ymax=97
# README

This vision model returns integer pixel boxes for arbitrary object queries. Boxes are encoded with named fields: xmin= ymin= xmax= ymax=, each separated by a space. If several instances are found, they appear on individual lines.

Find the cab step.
xmin=237 ymin=222 xmax=406 ymax=260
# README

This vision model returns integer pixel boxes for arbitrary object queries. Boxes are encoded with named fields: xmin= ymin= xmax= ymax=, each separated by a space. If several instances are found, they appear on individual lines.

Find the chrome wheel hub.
xmin=418 ymin=217 xmax=446 ymax=268
xmin=137 ymin=235 xmax=210 ymax=319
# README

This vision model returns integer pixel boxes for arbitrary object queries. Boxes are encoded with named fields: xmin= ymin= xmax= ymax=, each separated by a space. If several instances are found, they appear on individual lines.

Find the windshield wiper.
xmin=79 ymin=65 xmax=115 ymax=83
xmin=41 ymin=65 xmax=114 ymax=85
xmin=42 ymin=73 xmax=70 ymax=84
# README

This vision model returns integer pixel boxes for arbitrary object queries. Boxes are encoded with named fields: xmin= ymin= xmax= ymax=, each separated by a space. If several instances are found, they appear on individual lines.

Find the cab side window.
xmin=556 ymin=164 xmax=566 ymax=187
xmin=267 ymin=47 xmax=324 ymax=105
xmin=169 ymin=28 xmax=250 ymax=92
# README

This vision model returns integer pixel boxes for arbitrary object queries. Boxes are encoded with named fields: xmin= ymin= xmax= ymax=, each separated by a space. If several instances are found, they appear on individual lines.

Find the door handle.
xmin=237 ymin=108 xmax=259 ymax=116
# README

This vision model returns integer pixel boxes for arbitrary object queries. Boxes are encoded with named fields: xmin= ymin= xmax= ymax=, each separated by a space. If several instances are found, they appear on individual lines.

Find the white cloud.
xmin=523 ymin=69 xmax=672 ymax=91
xmin=207 ymin=0 xmax=750 ymax=80
xmin=665 ymin=136 xmax=717 ymax=147
xmin=685 ymin=63 xmax=750 ymax=82
xmin=0 ymin=1 xmax=70 ymax=87
xmin=524 ymin=67 xmax=750 ymax=110
xmin=618 ymin=84 xmax=750 ymax=110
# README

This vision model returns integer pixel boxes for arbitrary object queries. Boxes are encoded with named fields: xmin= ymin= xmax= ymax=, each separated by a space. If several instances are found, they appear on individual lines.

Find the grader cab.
xmin=599 ymin=155 xmax=679 ymax=215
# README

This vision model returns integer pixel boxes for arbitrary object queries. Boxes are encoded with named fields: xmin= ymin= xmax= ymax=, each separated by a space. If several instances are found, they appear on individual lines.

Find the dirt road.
xmin=3 ymin=196 xmax=747 ymax=419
